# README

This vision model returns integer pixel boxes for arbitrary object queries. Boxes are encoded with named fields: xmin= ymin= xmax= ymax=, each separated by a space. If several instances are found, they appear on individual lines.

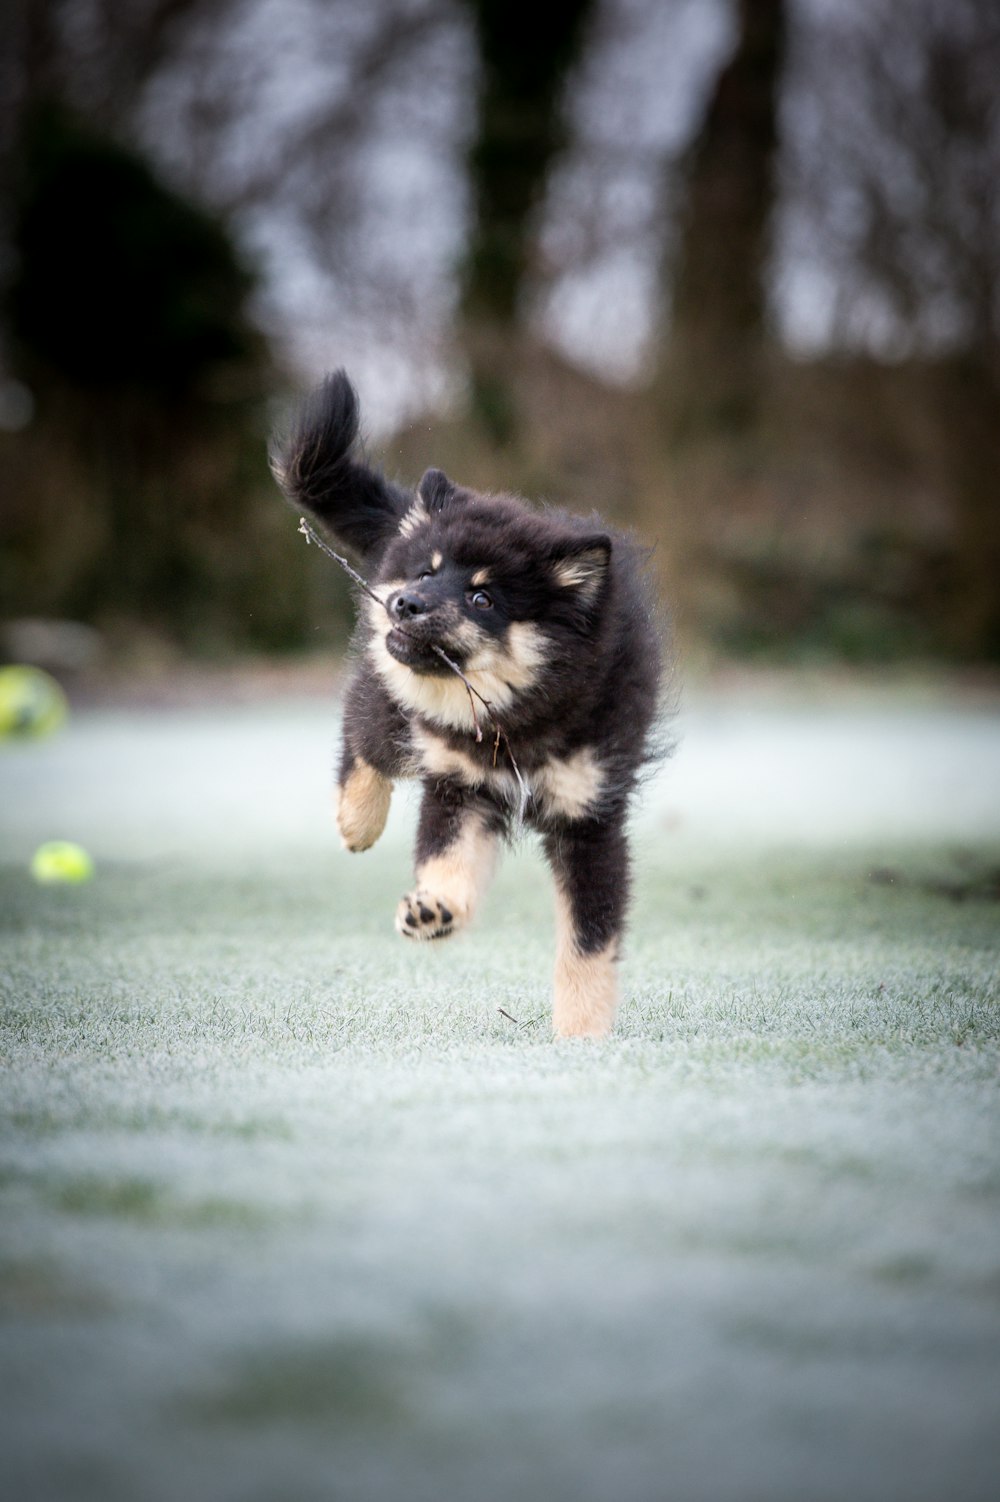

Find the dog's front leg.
xmin=337 ymin=751 xmax=392 ymax=852
xmin=335 ymin=668 xmax=405 ymax=852
xmin=396 ymin=780 xmax=500 ymax=941
xmin=543 ymin=816 xmax=630 ymax=1039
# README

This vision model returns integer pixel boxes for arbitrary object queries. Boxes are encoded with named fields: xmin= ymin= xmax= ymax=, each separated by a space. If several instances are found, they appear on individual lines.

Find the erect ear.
xmin=549 ymin=533 xmax=612 ymax=601
xmin=418 ymin=468 xmax=458 ymax=512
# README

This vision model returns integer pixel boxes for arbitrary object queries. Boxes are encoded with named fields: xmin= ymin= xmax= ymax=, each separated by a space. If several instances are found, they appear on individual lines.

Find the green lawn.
xmin=2 ymin=683 xmax=999 ymax=1501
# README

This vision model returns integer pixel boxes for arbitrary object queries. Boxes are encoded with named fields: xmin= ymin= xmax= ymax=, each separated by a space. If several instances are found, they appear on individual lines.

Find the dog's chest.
xmin=411 ymin=725 xmax=603 ymax=821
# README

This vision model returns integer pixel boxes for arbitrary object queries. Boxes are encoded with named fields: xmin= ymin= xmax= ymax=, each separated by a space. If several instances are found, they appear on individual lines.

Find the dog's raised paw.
xmin=336 ymin=762 xmax=391 ymax=852
xmin=395 ymin=890 xmax=456 ymax=941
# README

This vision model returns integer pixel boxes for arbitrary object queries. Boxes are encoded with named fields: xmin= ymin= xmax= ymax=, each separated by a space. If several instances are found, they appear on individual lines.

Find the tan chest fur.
xmin=366 ymin=599 xmax=548 ymax=735
xmin=412 ymin=726 xmax=604 ymax=821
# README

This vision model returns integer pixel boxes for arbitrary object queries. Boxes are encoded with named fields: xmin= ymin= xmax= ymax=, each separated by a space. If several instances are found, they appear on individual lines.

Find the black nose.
xmin=390 ymin=590 xmax=428 ymax=620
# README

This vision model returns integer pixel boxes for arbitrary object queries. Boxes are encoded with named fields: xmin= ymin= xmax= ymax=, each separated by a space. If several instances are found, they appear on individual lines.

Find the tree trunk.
xmin=933 ymin=351 xmax=1000 ymax=659
xmin=460 ymin=0 xmax=595 ymax=443
xmin=662 ymin=0 xmax=786 ymax=444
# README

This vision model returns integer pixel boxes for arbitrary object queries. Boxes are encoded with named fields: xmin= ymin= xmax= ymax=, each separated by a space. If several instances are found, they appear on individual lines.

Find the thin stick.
xmin=299 ymin=515 xmax=530 ymax=817
xmin=425 ymin=642 xmax=485 ymax=743
xmin=298 ymin=517 xmax=385 ymax=611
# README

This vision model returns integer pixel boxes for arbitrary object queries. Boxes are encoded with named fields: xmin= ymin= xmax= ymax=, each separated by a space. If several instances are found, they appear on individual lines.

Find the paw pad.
xmin=396 ymin=890 xmax=456 ymax=941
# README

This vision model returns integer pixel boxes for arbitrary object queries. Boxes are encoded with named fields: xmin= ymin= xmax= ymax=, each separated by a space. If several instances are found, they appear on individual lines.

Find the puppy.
xmin=272 ymin=371 xmax=663 ymax=1038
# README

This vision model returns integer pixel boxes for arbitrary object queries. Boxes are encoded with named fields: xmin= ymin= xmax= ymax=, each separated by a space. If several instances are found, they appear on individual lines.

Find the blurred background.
xmin=1 ymin=0 xmax=998 ymax=680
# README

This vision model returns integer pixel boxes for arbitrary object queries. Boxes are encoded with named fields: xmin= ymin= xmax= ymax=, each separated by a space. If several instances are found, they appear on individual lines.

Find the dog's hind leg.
xmin=396 ymin=780 xmax=501 ymax=941
xmin=543 ymin=817 xmax=630 ymax=1039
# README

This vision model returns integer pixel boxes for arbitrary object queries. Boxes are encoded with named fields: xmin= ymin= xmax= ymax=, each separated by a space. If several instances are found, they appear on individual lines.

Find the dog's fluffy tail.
xmin=270 ymin=370 xmax=410 ymax=562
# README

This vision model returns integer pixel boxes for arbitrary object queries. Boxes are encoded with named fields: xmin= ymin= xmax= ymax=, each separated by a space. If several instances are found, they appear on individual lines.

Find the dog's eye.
xmin=417 ymin=569 xmax=434 ymax=581
xmin=468 ymin=588 xmax=493 ymax=610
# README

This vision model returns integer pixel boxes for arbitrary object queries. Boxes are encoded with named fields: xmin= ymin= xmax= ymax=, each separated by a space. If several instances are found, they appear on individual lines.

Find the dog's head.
xmin=366 ymin=469 xmax=612 ymax=730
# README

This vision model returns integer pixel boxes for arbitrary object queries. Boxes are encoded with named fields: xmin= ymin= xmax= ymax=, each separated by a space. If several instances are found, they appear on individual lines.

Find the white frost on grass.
xmin=1 ymin=679 xmax=999 ymax=1502
xmin=654 ymin=693 xmax=1000 ymax=846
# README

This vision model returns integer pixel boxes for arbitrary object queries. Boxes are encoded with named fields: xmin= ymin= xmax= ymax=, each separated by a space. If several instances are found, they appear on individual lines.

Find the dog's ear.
xmin=549 ymin=533 xmax=612 ymax=602
xmin=418 ymin=468 xmax=459 ymax=513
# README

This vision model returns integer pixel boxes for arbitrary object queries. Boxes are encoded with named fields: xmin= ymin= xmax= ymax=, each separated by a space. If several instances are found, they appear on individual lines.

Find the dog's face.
xmin=366 ymin=469 xmax=611 ymax=730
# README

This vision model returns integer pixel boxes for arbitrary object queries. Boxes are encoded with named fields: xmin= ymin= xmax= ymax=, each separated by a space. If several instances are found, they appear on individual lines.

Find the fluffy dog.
xmin=272 ymin=371 xmax=663 ymax=1037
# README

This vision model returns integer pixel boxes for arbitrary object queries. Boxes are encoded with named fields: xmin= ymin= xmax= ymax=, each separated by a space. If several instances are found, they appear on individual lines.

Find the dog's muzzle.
xmin=388 ymin=589 xmax=429 ymax=622
xmin=384 ymin=591 xmax=451 ymax=673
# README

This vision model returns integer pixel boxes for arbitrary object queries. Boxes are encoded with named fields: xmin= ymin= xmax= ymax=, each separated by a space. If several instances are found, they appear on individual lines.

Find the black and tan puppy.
xmin=272 ymin=371 xmax=662 ymax=1038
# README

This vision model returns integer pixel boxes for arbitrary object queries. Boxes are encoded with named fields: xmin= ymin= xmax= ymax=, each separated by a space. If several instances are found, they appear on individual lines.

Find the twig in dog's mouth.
xmin=298 ymin=517 xmax=529 ymax=817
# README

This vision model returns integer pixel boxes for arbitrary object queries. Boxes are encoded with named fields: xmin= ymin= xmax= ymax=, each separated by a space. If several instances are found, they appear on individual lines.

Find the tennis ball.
xmin=30 ymin=841 xmax=95 ymax=885
xmin=0 ymin=665 xmax=68 ymax=740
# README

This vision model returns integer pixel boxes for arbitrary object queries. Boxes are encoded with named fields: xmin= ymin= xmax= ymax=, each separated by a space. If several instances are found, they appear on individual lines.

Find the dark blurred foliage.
xmin=0 ymin=0 xmax=998 ymax=668
xmin=664 ymin=0 xmax=1000 ymax=662
xmin=0 ymin=103 xmax=326 ymax=653
xmin=765 ymin=0 xmax=1000 ymax=661
xmin=9 ymin=106 xmax=259 ymax=395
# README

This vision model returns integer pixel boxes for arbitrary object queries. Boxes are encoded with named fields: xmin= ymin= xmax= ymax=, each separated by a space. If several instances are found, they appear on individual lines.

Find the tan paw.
xmin=395 ymin=890 xmax=459 ymax=941
xmin=336 ymin=762 xmax=391 ymax=852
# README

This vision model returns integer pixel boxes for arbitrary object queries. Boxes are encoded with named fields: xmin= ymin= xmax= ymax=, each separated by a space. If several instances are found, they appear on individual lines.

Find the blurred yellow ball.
xmin=30 ymin=841 xmax=95 ymax=885
xmin=0 ymin=665 xmax=68 ymax=740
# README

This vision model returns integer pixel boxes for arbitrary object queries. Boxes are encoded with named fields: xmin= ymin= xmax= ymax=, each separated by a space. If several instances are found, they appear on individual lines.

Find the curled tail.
xmin=270 ymin=370 xmax=410 ymax=563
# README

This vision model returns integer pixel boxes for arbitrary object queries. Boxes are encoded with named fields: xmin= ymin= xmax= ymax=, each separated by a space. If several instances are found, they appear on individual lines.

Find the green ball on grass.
xmin=30 ymin=841 xmax=95 ymax=885
xmin=0 ymin=665 xmax=68 ymax=740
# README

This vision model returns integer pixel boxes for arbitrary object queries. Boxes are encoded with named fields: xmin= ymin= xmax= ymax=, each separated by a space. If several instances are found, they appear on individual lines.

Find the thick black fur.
xmin=272 ymin=374 xmax=412 ymax=557
xmin=272 ymin=370 xmax=664 ymax=1037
